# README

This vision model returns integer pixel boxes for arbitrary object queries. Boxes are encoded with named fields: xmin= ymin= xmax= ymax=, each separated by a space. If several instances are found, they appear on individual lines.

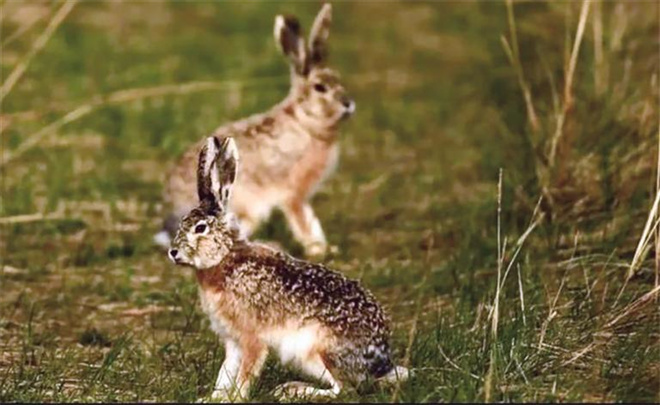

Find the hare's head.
xmin=275 ymin=3 xmax=355 ymax=126
xmin=168 ymin=137 xmax=240 ymax=269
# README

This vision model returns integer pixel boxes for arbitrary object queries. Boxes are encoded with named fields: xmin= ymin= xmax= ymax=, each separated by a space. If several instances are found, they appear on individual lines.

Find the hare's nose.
xmin=169 ymin=249 xmax=179 ymax=261
xmin=340 ymin=96 xmax=356 ymax=113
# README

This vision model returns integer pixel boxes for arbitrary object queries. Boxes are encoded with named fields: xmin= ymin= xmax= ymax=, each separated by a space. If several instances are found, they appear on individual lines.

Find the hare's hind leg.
xmin=272 ymin=351 xmax=341 ymax=400
xmin=209 ymin=338 xmax=268 ymax=402
xmin=231 ymin=190 xmax=274 ymax=240
xmin=281 ymin=200 xmax=328 ymax=258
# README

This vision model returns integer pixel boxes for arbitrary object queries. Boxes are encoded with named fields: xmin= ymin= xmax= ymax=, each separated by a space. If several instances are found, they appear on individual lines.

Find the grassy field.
xmin=1 ymin=0 xmax=659 ymax=402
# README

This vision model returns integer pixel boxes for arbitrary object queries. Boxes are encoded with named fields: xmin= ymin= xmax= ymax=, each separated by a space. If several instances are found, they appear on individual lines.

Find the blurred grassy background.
xmin=1 ymin=0 xmax=658 ymax=402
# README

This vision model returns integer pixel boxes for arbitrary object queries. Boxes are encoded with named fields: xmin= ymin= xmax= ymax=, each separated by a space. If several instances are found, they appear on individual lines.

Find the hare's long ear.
xmin=274 ymin=14 xmax=308 ymax=76
xmin=196 ymin=136 xmax=238 ymax=210
xmin=308 ymin=3 xmax=332 ymax=66
xmin=215 ymin=137 xmax=239 ymax=208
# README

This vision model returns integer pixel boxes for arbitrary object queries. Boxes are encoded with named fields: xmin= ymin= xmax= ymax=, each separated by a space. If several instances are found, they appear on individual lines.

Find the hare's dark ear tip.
xmin=317 ymin=3 xmax=332 ymax=20
xmin=221 ymin=137 xmax=239 ymax=161
xmin=200 ymin=136 xmax=221 ymax=176
xmin=206 ymin=136 xmax=220 ymax=150
xmin=275 ymin=14 xmax=301 ymax=35
xmin=274 ymin=15 xmax=285 ymax=34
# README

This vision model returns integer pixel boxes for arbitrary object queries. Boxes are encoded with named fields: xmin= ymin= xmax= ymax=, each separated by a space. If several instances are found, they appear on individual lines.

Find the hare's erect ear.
xmin=215 ymin=137 xmax=239 ymax=207
xmin=274 ymin=14 xmax=308 ymax=75
xmin=196 ymin=136 xmax=219 ymax=207
xmin=308 ymin=3 xmax=332 ymax=66
xmin=196 ymin=136 xmax=239 ymax=210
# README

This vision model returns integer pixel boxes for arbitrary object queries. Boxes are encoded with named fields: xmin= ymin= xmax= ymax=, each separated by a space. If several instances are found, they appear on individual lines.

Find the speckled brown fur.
xmin=200 ymin=246 xmax=391 ymax=343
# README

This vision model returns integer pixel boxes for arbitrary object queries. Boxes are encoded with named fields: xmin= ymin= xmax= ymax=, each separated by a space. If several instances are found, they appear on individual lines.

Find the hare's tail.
xmin=153 ymin=230 xmax=171 ymax=248
xmin=377 ymin=365 xmax=410 ymax=384
xmin=153 ymin=214 xmax=180 ymax=248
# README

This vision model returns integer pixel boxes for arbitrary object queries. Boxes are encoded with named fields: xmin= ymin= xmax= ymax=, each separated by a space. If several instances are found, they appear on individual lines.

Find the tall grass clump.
xmin=498 ymin=0 xmax=657 ymax=230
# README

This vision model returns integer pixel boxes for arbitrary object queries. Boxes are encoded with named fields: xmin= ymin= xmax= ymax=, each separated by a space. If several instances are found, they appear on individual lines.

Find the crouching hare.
xmin=168 ymin=136 xmax=408 ymax=402
xmin=159 ymin=3 xmax=355 ymax=258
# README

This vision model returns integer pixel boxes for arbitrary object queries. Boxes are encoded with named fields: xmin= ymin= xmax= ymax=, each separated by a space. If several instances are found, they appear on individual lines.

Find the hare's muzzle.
xmin=168 ymin=248 xmax=181 ymax=263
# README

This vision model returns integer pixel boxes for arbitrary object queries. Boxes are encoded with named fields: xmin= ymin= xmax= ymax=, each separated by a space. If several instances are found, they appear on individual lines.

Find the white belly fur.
xmin=260 ymin=322 xmax=324 ymax=365
xmin=200 ymin=288 xmax=327 ymax=369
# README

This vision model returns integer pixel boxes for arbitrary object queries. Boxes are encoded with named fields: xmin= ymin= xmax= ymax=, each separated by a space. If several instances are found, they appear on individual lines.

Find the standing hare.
xmin=157 ymin=3 xmax=355 ymax=258
xmin=168 ymin=136 xmax=408 ymax=402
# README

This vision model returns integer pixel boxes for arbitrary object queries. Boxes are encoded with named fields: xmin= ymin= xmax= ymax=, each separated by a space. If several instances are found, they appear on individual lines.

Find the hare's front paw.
xmin=271 ymin=381 xmax=310 ymax=401
xmin=272 ymin=381 xmax=338 ymax=401
xmin=304 ymin=241 xmax=328 ymax=259
xmin=304 ymin=242 xmax=339 ymax=260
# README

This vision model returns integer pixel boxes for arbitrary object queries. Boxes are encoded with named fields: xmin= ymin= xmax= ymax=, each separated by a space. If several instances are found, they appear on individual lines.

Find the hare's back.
xmin=227 ymin=251 xmax=390 ymax=341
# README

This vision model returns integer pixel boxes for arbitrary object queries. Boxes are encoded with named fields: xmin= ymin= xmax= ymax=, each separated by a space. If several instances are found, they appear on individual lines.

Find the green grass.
xmin=1 ymin=0 xmax=658 ymax=402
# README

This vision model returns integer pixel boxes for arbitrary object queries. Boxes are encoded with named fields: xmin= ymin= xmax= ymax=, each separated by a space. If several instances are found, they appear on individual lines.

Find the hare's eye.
xmin=313 ymin=83 xmax=327 ymax=93
xmin=194 ymin=223 xmax=207 ymax=234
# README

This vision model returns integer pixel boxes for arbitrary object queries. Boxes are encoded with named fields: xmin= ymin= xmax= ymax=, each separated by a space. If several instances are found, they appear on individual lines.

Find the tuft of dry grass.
xmin=0 ymin=0 xmax=78 ymax=103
